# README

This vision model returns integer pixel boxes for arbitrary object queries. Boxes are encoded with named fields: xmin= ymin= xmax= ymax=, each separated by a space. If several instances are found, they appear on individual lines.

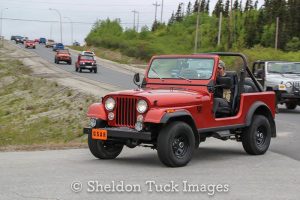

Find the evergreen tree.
xmin=168 ymin=12 xmax=176 ymax=25
xmin=193 ymin=0 xmax=199 ymax=13
xmin=224 ymin=0 xmax=230 ymax=17
xmin=213 ymin=0 xmax=224 ymax=17
xmin=205 ymin=0 xmax=210 ymax=13
xmin=175 ymin=3 xmax=184 ymax=22
xmin=200 ymin=0 xmax=206 ymax=12
xmin=186 ymin=1 xmax=192 ymax=16
xmin=254 ymin=0 xmax=258 ymax=10
xmin=244 ymin=0 xmax=253 ymax=12
xmin=233 ymin=0 xmax=239 ymax=10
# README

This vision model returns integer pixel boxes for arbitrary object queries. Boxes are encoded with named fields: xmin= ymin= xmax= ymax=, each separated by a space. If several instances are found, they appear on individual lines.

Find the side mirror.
xmin=133 ymin=73 xmax=140 ymax=86
xmin=217 ymin=76 xmax=232 ymax=89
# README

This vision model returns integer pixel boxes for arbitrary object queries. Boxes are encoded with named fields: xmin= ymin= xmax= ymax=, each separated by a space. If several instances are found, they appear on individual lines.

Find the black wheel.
xmin=79 ymin=68 xmax=82 ymax=73
xmin=68 ymin=61 xmax=72 ymax=65
xmin=54 ymin=59 xmax=57 ymax=64
xmin=241 ymin=115 xmax=271 ymax=155
xmin=75 ymin=67 xmax=78 ymax=72
xmin=157 ymin=121 xmax=195 ymax=167
xmin=88 ymin=135 xmax=124 ymax=159
xmin=286 ymin=102 xmax=297 ymax=110
xmin=94 ymin=68 xmax=97 ymax=73
xmin=89 ymin=69 xmax=93 ymax=73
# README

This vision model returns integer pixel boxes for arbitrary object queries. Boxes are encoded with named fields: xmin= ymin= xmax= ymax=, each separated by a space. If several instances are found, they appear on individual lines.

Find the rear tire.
xmin=286 ymin=102 xmax=297 ymax=110
xmin=241 ymin=115 xmax=271 ymax=155
xmin=157 ymin=121 xmax=195 ymax=167
xmin=88 ymin=135 xmax=123 ymax=159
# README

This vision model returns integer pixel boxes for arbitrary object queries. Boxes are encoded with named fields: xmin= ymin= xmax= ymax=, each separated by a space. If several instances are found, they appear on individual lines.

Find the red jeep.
xmin=75 ymin=54 xmax=97 ymax=73
xmin=24 ymin=40 xmax=36 ymax=49
xmin=84 ymin=53 xmax=276 ymax=167
xmin=54 ymin=49 xmax=72 ymax=65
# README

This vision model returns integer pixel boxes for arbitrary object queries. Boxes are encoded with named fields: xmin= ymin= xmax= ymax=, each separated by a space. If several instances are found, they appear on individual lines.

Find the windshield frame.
xmin=147 ymin=57 xmax=215 ymax=81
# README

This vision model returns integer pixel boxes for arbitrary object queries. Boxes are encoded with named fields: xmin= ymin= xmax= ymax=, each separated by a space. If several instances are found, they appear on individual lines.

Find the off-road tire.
xmin=241 ymin=115 xmax=271 ymax=155
xmin=286 ymin=102 xmax=297 ymax=110
xmin=157 ymin=121 xmax=195 ymax=167
xmin=88 ymin=135 xmax=124 ymax=159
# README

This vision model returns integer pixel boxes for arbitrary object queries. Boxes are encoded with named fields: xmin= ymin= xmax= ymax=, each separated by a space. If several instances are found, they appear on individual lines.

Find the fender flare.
xmin=160 ymin=110 xmax=200 ymax=147
xmin=86 ymin=103 xmax=107 ymax=121
xmin=245 ymin=101 xmax=276 ymax=137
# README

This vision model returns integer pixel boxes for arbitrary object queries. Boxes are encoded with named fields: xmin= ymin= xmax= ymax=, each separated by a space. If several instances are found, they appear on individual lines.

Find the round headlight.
xmin=285 ymin=82 xmax=292 ymax=88
xmin=105 ymin=97 xmax=116 ymax=111
xmin=137 ymin=100 xmax=148 ymax=113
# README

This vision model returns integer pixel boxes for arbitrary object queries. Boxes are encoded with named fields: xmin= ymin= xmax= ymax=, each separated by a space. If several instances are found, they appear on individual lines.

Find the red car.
xmin=84 ymin=53 xmax=276 ymax=167
xmin=24 ymin=40 xmax=36 ymax=49
xmin=54 ymin=49 xmax=72 ymax=64
xmin=34 ymin=39 xmax=40 ymax=43
xmin=75 ymin=54 xmax=97 ymax=73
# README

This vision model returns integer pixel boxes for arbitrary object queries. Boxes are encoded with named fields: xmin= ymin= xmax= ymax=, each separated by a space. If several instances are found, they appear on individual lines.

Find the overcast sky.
xmin=0 ymin=0 xmax=264 ymax=45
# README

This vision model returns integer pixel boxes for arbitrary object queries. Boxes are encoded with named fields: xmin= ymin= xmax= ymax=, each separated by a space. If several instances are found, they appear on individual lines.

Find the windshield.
xmin=81 ymin=55 xmax=94 ymax=60
xmin=267 ymin=62 xmax=300 ymax=74
xmin=58 ymin=50 xmax=69 ymax=54
xmin=148 ymin=58 xmax=215 ymax=80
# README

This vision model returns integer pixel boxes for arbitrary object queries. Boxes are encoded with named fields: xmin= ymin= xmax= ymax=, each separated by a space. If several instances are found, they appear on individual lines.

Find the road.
xmin=17 ymin=43 xmax=136 ymax=89
xmin=1 ymin=42 xmax=300 ymax=199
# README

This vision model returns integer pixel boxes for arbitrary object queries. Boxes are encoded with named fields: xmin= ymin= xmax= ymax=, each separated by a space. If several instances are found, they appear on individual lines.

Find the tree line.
xmin=85 ymin=0 xmax=300 ymax=61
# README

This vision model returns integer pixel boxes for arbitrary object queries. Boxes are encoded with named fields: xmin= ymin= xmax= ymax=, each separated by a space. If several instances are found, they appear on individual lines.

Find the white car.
xmin=80 ymin=51 xmax=95 ymax=56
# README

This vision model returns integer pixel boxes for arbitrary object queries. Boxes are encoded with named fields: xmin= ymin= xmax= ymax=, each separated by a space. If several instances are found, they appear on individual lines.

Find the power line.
xmin=0 ymin=17 xmax=152 ymax=25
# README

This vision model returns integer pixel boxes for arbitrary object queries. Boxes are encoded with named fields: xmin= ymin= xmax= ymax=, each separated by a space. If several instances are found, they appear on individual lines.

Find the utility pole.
xmin=275 ymin=17 xmax=279 ymax=50
xmin=136 ymin=11 xmax=140 ymax=32
xmin=194 ymin=0 xmax=201 ymax=53
xmin=132 ymin=10 xmax=139 ymax=32
xmin=132 ymin=10 xmax=137 ymax=30
xmin=160 ymin=0 xmax=164 ymax=23
xmin=153 ymin=1 xmax=161 ymax=22
xmin=64 ymin=17 xmax=73 ymax=45
xmin=217 ymin=12 xmax=222 ymax=46
xmin=49 ymin=8 xmax=63 ymax=43
xmin=0 ymin=8 xmax=8 ymax=47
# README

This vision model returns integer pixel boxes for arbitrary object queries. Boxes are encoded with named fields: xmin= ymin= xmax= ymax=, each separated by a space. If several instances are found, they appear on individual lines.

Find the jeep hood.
xmin=108 ymin=88 xmax=208 ymax=107
xmin=268 ymin=73 xmax=300 ymax=83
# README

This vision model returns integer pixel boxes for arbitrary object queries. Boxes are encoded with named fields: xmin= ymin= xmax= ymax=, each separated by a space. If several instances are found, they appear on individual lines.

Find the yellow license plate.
xmin=92 ymin=129 xmax=107 ymax=140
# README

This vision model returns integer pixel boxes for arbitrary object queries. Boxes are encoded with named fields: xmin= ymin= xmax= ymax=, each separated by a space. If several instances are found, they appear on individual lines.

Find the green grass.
xmin=0 ymin=57 xmax=95 ymax=147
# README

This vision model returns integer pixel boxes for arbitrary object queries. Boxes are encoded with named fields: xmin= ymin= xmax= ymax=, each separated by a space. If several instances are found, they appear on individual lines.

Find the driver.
xmin=216 ymin=60 xmax=231 ymax=102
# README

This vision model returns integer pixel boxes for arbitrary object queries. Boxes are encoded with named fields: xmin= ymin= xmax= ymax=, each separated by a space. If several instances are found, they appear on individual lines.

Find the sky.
xmin=0 ymin=0 xmax=264 ymax=45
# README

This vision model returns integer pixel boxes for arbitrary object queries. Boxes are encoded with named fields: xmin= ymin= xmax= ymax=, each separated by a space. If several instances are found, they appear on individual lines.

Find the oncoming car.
xmin=24 ymin=40 xmax=36 ymax=49
xmin=75 ymin=54 xmax=97 ymax=73
xmin=54 ymin=49 xmax=72 ymax=64
xmin=253 ymin=61 xmax=300 ymax=110
xmin=84 ymin=53 xmax=276 ymax=167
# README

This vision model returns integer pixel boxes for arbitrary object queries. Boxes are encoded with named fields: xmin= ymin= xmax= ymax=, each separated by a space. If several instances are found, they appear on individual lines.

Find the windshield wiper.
xmin=176 ymin=75 xmax=191 ymax=82
xmin=283 ymin=71 xmax=299 ymax=74
xmin=151 ymin=68 xmax=163 ymax=80
xmin=268 ymin=71 xmax=281 ymax=74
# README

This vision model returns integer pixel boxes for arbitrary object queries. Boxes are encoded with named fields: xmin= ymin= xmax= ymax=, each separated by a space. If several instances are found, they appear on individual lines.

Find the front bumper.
xmin=79 ymin=64 xmax=97 ymax=69
xmin=83 ymin=127 xmax=152 ymax=141
xmin=58 ymin=57 xmax=71 ymax=61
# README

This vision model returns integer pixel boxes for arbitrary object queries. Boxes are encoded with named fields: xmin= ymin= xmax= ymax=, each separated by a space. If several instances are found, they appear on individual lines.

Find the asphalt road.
xmin=16 ymin=43 xmax=135 ymax=89
xmin=1 ymin=41 xmax=300 ymax=199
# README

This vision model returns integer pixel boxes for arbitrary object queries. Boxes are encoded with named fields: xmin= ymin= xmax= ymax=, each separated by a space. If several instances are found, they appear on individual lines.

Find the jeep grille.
xmin=115 ymin=97 xmax=138 ymax=127
xmin=293 ymin=81 xmax=300 ymax=89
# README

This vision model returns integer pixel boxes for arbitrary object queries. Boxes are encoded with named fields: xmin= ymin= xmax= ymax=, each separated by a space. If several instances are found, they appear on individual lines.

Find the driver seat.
xmin=214 ymin=71 xmax=239 ymax=118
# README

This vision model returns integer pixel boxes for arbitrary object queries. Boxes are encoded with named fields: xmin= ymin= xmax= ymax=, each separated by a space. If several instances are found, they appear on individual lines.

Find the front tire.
xmin=157 ymin=121 xmax=195 ymax=167
xmin=241 ymin=115 xmax=271 ymax=155
xmin=88 ymin=135 xmax=124 ymax=159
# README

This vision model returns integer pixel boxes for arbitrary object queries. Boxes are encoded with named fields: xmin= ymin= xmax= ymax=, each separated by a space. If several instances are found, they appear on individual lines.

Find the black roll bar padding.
xmin=198 ymin=52 xmax=263 ymax=92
